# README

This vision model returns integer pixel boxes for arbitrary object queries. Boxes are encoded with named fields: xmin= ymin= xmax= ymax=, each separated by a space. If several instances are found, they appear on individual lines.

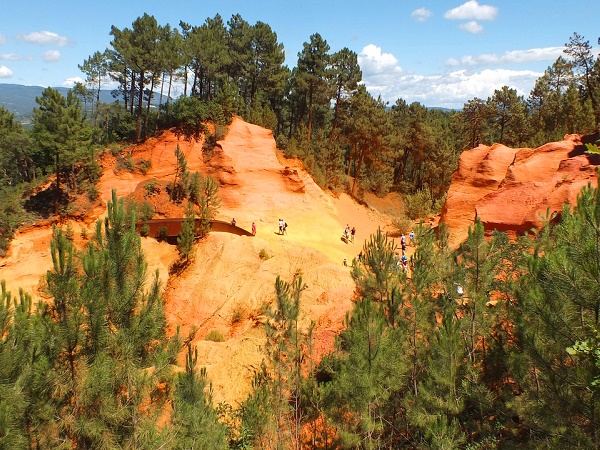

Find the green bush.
xmin=230 ymin=304 xmax=247 ymax=325
xmin=140 ymin=223 xmax=150 ymax=237
xmin=123 ymin=155 xmax=135 ymax=172
xmin=404 ymin=189 xmax=434 ymax=220
xmin=144 ymin=181 xmax=160 ymax=197
xmin=137 ymin=159 xmax=152 ymax=175
xmin=87 ymin=184 xmax=99 ymax=201
xmin=157 ymin=227 xmax=169 ymax=241
xmin=205 ymin=330 xmax=225 ymax=342
xmin=259 ymin=248 xmax=270 ymax=260
xmin=392 ymin=215 xmax=413 ymax=236
xmin=109 ymin=144 xmax=122 ymax=156
xmin=127 ymin=200 xmax=154 ymax=222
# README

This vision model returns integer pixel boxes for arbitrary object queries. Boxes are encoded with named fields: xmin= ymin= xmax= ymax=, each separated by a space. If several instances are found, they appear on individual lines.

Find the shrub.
xmin=137 ymin=159 xmax=152 ymax=175
xmin=230 ymin=304 xmax=247 ymax=325
xmin=205 ymin=330 xmax=225 ymax=342
xmin=157 ymin=226 xmax=169 ymax=242
xmin=87 ymin=184 xmax=99 ymax=201
xmin=404 ymin=189 xmax=434 ymax=220
xmin=144 ymin=181 xmax=160 ymax=197
xmin=140 ymin=223 xmax=150 ymax=237
xmin=392 ymin=215 xmax=413 ymax=236
xmin=65 ymin=223 xmax=75 ymax=241
xmin=123 ymin=155 xmax=135 ymax=172
xmin=259 ymin=248 xmax=270 ymax=260
xmin=109 ymin=144 xmax=122 ymax=156
xmin=433 ymin=193 xmax=447 ymax=215
xmin=139 ymin=201 xmax=154 ymax=221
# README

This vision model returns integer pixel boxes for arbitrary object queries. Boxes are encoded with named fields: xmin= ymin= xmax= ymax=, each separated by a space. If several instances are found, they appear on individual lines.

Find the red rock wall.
xmin=440 ymin=134 xmax=599 ymax=246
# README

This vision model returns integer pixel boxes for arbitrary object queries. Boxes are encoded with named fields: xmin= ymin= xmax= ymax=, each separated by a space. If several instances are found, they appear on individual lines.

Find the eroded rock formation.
xmin=440 ymin=134 xmax=600 ymax=246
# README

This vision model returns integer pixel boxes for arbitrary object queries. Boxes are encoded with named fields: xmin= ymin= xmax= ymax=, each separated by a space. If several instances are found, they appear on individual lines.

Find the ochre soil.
xmin=0 ymin=117 xmax=409 ymax=406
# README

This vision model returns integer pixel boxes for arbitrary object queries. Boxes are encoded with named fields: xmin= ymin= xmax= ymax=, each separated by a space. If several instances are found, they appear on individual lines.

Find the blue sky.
xmin=1 ymin=0 xmax=598 ymax=108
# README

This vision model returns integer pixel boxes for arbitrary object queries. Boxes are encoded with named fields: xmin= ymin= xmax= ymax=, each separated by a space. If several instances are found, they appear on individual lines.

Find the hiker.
xmin=343 ymin=257 xmax=348 ymax=267
xmin=409 ymin=230 xmax=415 ymax=246
xmin=351 ymin=227 xmax=356 ymax=243
xmin=252 ymin=222 xmax=256 ymax=235
xmin=401 ymin=254 xmax=408 ymax=272
xmin=283 ymin=221 xmax=288 ymax=235
xmin=278 ymin=219 xmax=284 ymax=234
xmin=231 ymin=218 xmax=236 ymax=226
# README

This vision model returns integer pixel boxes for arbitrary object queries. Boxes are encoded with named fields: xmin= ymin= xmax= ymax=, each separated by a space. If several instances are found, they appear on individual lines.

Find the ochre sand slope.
xmin=0 ymin=117 xmax=396 ymax=405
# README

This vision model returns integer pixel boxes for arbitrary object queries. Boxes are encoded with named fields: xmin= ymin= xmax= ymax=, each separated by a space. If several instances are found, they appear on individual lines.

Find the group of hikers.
xmin=342 ymin=224 xmax=356 ymax=244
xmin=347 ymin=229 xmax=415 ymax=272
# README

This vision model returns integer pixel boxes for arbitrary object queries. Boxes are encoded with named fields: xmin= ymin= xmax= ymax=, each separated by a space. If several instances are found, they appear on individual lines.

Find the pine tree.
xmin=177 ymin=200 xmax=196 ymax=264
xmin=197 ymin=175 xmax=221 ymax=238
xmin=512 ymin=174 xmax=600 ymax=448
xmin=73 ymin=190 xmax=180 ymax=448
xmin=238 ymin=275 xmax=309 ymax=450
xmin=172 ymin=344 xmax=229 ymax=449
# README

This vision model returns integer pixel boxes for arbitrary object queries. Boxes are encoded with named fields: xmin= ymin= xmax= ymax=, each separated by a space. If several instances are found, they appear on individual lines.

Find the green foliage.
xmin=511 ymin=174 xmax=600 ymax=447
xmin=172 ymin=344 xmax=229 ymax=449
xmin=168 ymin=144 xmax=190 ymax=202
xmin=140 ymin=222 xmax=150 ymax=237
xmin=258 ymin=248 xmax=270 ymax=260
xmin=137 ymin=158 xmax=152 ymax=174
xmin=157 ymin=226 xmax=169 ymax=241
xmin=404 ymin=188 xmax=434 ymax=220
xmin=31 ymin=87 xmax=92 ymax=215
xmin=392 ymin=215 xmax=413 ymax=236
xmin=205 ymin=330 xmax=225 ymax=342
xmin=585 ymin=143 xmax=600 ymax=154
xmin=177 ymin=200 xmax=196 ymax=263
xmin=0 ymin=191 xmax=184 ymax=448
xmin=239 ymin=275 xmax=309 ymax=448
xmin=197 ymin=175 xmax=221 ymax=238
xmin=86 ymin=183 xmax=99 ymax=201
xmin=0 ymin=187 xmax=29 ymax=256
xmin=169 ymin=96 xmax=210 ymax=141
xmin=143 ymin=180 xmax=161 ymax=196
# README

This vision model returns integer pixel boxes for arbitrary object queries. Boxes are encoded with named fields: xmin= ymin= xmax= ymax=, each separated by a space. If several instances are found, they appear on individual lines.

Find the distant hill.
xmin=0 ymin=83 xmax=162 ymax=125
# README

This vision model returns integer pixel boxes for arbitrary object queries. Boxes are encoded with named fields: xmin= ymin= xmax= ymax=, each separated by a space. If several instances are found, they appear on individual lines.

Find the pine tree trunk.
xmin=54 ymin=152 xmax=60 ymax=215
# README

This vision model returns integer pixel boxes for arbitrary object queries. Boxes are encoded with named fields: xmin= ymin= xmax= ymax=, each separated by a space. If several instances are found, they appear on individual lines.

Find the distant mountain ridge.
xmin=0 ymin=83 xmax=120 ymax=123
xmin=1 ymin=83 xmax=456 ymax=125
xmin=0 ymin=83 xmax=163 ymax=124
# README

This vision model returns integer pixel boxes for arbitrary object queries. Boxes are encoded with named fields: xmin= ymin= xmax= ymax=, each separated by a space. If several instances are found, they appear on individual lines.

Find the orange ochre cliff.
xmin=440 ymin=133 xmax=600 ymax=246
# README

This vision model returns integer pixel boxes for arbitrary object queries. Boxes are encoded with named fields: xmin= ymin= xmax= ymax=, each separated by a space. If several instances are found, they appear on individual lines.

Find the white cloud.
xmin=358 ymin=44 xmax=402 ymax=76
xmin=0 ymin=34 xmax=6 ymax=45
xmin=43 ymin=50 xmax=61 ymax=63
xmin=62 ymin=76 xmax=84 ymax=87
xmin=446 ymin=47 xmax=564 ymax=66
xmin=444 ymin=0 xmax=498 ymax=21
xmin=411 ymin=8 xmax=432 ymax=22
xmin=459 ymin=21 xmax=484 ymax=34
xmin=18 ymin=31 xmax=70 ymax=47
xmin=358 ymin=44 xmax=542 ymax=108
xmin=0 ymin=53 xmax=23 ymax=61
xmin=0 ymin=65 xmax=13 ymax=78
